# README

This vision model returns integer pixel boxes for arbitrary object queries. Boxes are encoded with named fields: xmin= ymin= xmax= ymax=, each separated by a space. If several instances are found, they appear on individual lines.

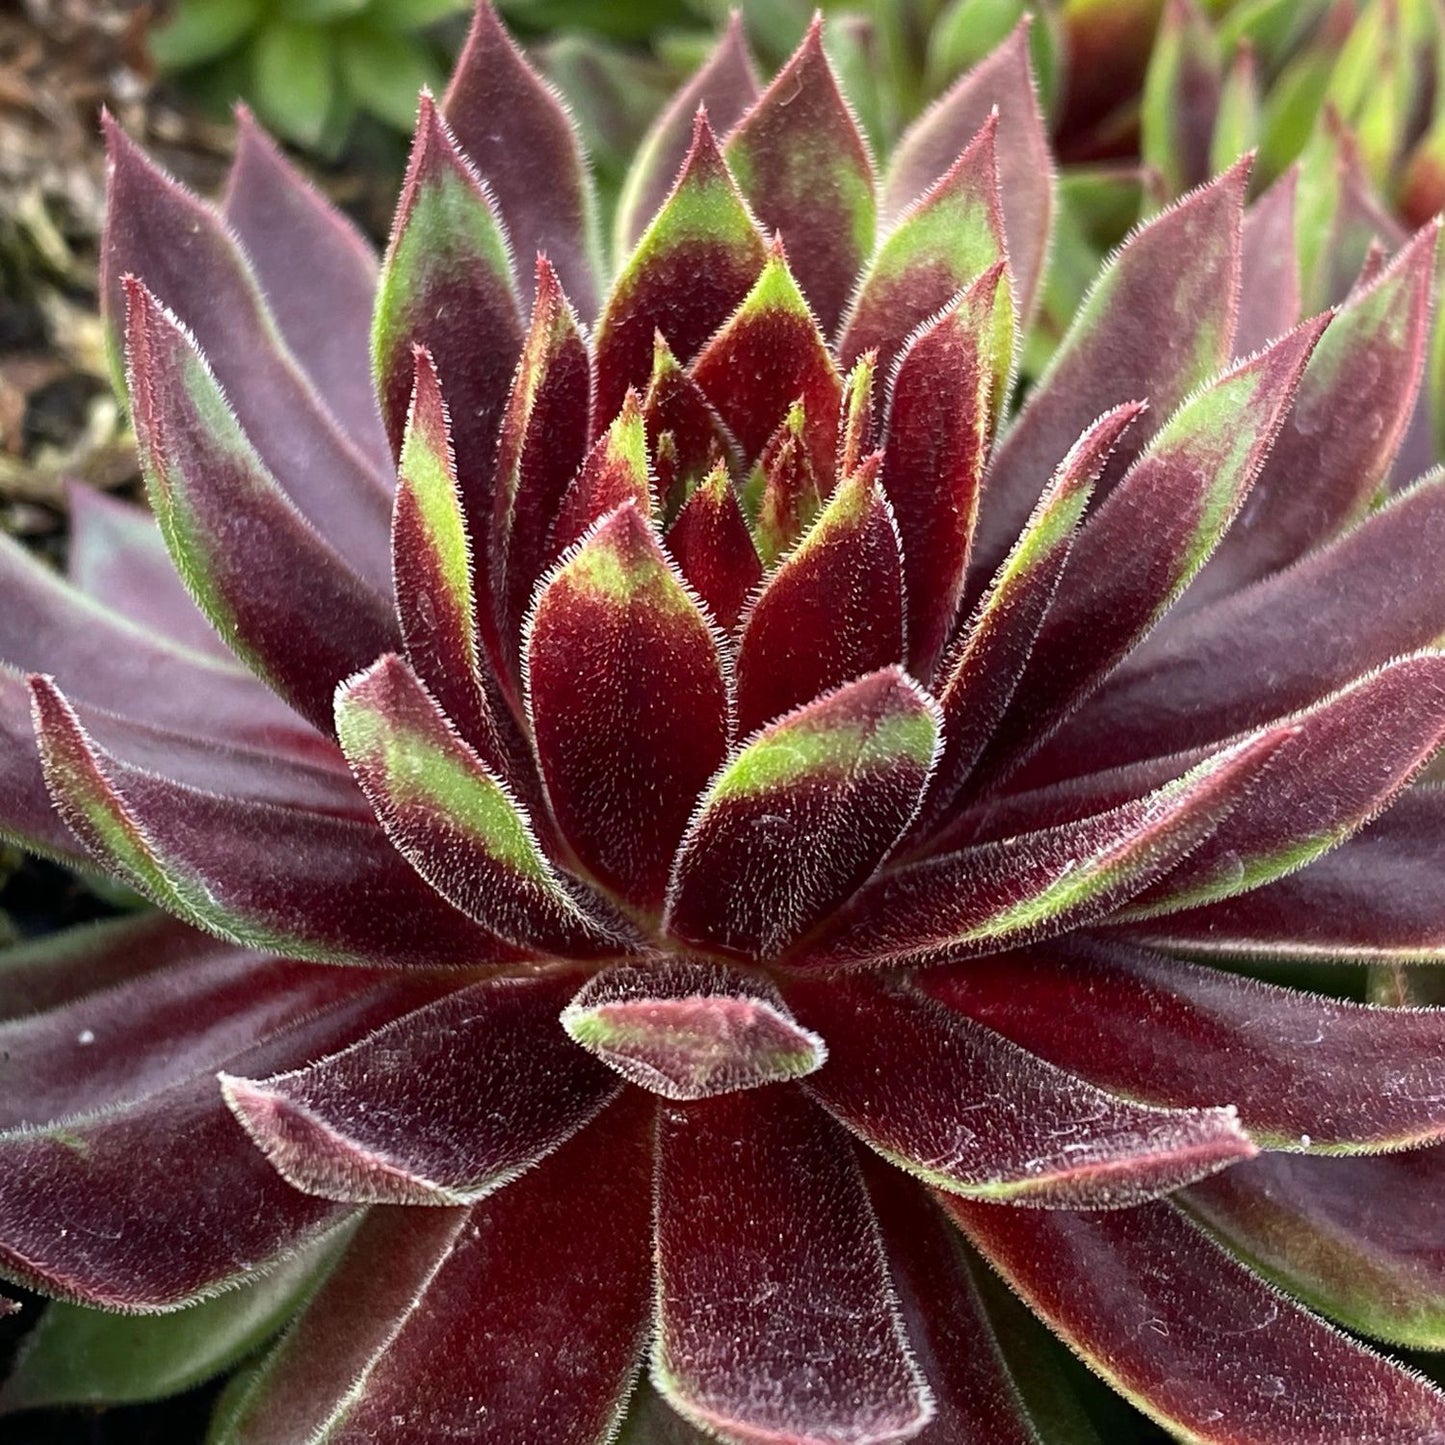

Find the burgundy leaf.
xmin=642 ymin=332 xmax=737 ymax=522
xmin=30 ymin=677 xmax=518 ymax=970
xmin=222 ymin=108 xmax=390 ymax=470
xmin=1235 ymin=168 xmax=1301 ymax=357
xmin=793 ymin=973 xmax=1253 ymax=1208
xmin=662 ymin=463 xmax=761 ymax=633
xmin=614 ymin=13 xmax=758 ymax=255
xmin=442 ymin=0 xmax=600 ymax=318
xmin=735 ymin=454 xmax=904 ymax=737
xmin=526 ymin=502 xmax=729 ymax=911
xmin=883 ymin=20 xmax=1054 ymax=326
xmin=723 ymin=18 xmax=876 ymax=337
xmin=550 ymin=392 xmax=656 ymax=557
xmin=218 ymin=1093 xmax=653 ymax=1442
xmin=223 ymin=973 xmax=617 ymax=1205
xmin=596 ymin=113 xmax=768 ymax=433
xmin=837 ymin=350 xmax=878 ymax=478
xmin=562 ymin=961 xmax=825 ymax=1099
xmin=946 ymin=1197 xmax=1445 ymax=1444
xmin=753 ymin=400 xmax=825 ymax=567
xmin=927 ymin=936 xmax=1445 ymax=1151
xmin=668 ymin=669 xmax=938 ymax=960
xmin=101 ymin=117 xmax=392 ymax=589
xmin=653 ymin=1086 xmax=931 ymax=1443
xmin=971 ymin=158 xmax=1248 ymax=590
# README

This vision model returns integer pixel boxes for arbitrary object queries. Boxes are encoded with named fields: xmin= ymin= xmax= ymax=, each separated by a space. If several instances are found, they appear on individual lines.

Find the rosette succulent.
xmin=6 ymin=3 xmax=1445 ymax=1441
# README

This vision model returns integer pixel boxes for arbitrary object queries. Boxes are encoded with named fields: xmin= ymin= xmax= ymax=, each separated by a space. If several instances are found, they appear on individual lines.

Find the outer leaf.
xmin=734 ymin=455 xmax=903 ymax=737
xmin=101 ymin=118 xmax=392 ymax=589
xmin=881 ymin=266 xmax=1007 ymax=679
xmin=972 ymin=159 xmax=1248 ymax=588
xmin=391 ymin=347 xmax=500 ymax=752
xmin=945 ymin=1197 xmax=1445 ymax=1444
xmin=690 ymin=240 xmax=844 ymax=480
xmin=30 ymin=677 xmax=516 ymax=969
xmin=215 ymin=1094 xmax=653 ymax=1444
xmin=614 ymin=13 xmax=758 ymax=256
xmin=373 ymin=94 xmax=524 ymax=546
xmin=982 ymin=317 xmax=1325 ymax=782
xmin=490 ymin=256 xmax=591 ymax=672
xmin=808 ymin=729 xmax=1289 ymax=969
xmin=526 ymin=503 xmax=729 ymax=911
xmin=927 ymin=936 xmax=1445 ymax=1152
xmin=1186 ymin=1149 xmax=1445 ymax=1348
xmin=839 ymin=116 xmax=1010 ymax=377
xmin=335 ymin=654 xmax=622 ymax=955
xmin=595 ymin=112 xmax=768 ymax=433
xmin=914 ymin=404 xmax=1143 ymax=838
xmin=724 ymin=18 xmax=876 ymax=337
xmin=662 ymin=463 xmax=761 ymax=633
xmin=1235 ymin=167 xmax=1301 ymax=357
xmin=550 ymin=392 xmax=656 ymax=557
xmin=1039 ymin=471 xmax=1445 ymax=778
xmin=222 ymin=108 xmax=390 ymax=470
xmin=561 ymin=961 xmax=825 ymax=1099
xmin=442 ymin=0 xmax=600 ymax=318
xmin=1183 ymin=223 xmax=1438 ymax=609
xmin=793 ymin=974 xmax=1253 ymax=1208
xmin=0 ymin=1235 xmax=341 ymax=1411
xmin=884 ymin=20 xmax=1054 ymax=327
xmin=125 ymin=280 xmax=400 ymax=734
xmin=222 ymin=974 xmax=617 ymax=1205
xmin=653 ymin=1086 xmax=932 ymax=1444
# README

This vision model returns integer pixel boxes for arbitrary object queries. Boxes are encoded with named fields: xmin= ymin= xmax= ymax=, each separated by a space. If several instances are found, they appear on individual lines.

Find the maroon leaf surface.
xmin=1235 ymin=169 xmax=1301 ymax=357
xmin=653 ymin=1085 xmax=931 ymax=1443
xmin=550 ymin=393 xmax=656 ymax=557
xmin=662 ymin=464 xmax=761 ymax=633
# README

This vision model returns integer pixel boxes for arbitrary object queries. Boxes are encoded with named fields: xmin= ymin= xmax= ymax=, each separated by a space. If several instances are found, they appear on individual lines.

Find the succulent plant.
xmin=6 ymin=2 xmax=1445 ymax=1440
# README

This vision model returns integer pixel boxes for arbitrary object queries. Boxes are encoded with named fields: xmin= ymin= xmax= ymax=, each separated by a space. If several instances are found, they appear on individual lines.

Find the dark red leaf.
xmin=662 ymin=463 xmax=761 ymax=633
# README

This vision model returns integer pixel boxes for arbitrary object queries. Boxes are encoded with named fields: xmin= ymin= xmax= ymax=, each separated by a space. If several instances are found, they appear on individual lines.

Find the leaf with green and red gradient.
xmin=1186 ymin=1149 xmax=1445 ymax=1348
xmin=561 ymin=961 xmax=824 ymax=1099
xmin=915 ymin=404 xmax=1143 ymax=840
xmin=1184 ymin=224 xmax=1438 ymax=610
xmin=1129 ymin=786 xmax=1445 ymax=962
xmin=215 ymin=1095 xmax=653 ymax=1444
xmin=839 ymin=116 xmax=1010 ymax=377
xmin=837 ymin=350 xmax=877 ymax=477
xmin=734 ymin=455 xmax=903 ymax=737
xmin=1116 ymin=655 xmax=1445 ymax=919
xmin=373 ymin=94 xmax=523 ymax=541
xmin=642 ymin=333 xmax=736 ymax=522
xmin=614 ymin=14 xmax=758 ymax=256
xmin=1235 ymin=169 xmax=1301 ymax=357
xmin=723 ymin=18 xmax=875 ymax=337
xmin=662 ymin=463 xmax=761 ymax=633
xmin=489 ymin=256 xmax=590 ymax=679
xmin=864 ymin=1161 xmax=1104 ymax=1445
xmin=222 ymin=109 xmax=390 ymax=472
xmin=0 ymin=970 xmax=443 ymax=1309
xmin=391 ymin=348 xmax=499 ymax=754
xmin=594 ymin=113 xmax=768 ymax=432
xmin=101 ymin=118 xmax=392 ymax=590
xmin=927 ymin=936 xmax=1445 ymax=1152
xmin=125 ymin=281 xmax=399 ymax=735
xmin=30 ymin=678 xmax=516 ymax=969
xmin=668 ymin=669 xmax=938 ymax=959
xmin=442 ymin=0 xmax=600 ymax=318
xmin=883 ymin=20 xmax=1054 ymax=328
xmin=752 ymin=401 xmax=824 ymax=567
xmin=690 ymin=240 xmax=843 ymax=480
xmin=550 ymin=393 xmax=656 ymax=557
xmin=795 ymin=973 xmax=1253 ymax=1208
xmin=1036 ymin=471 xmax=1445 ymax=780
xmin=982 ymin=317 xmax=1325 ymax=783
xmin=881 ymin=266 xmax=1007 ymax=680
xmin=810 ymin=729 xmax=1289 ymax=969
xmin=972 ymin=159 xmax=1248 ymax=587
xmin=526 ymin=503 xmax=729 ymax=911
xmin=1140 ymin=0 xmax=1223 ymax=198
xmin=652 ymin=1086 xmax=930 ymax=1443
xmin=222 ymin=973 xmax=617 ymax=1205
xmin=945 ymin=1198 xmax=1445 ymax=1444
xmin=336 ymin=655 xmax=622 ymax=956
